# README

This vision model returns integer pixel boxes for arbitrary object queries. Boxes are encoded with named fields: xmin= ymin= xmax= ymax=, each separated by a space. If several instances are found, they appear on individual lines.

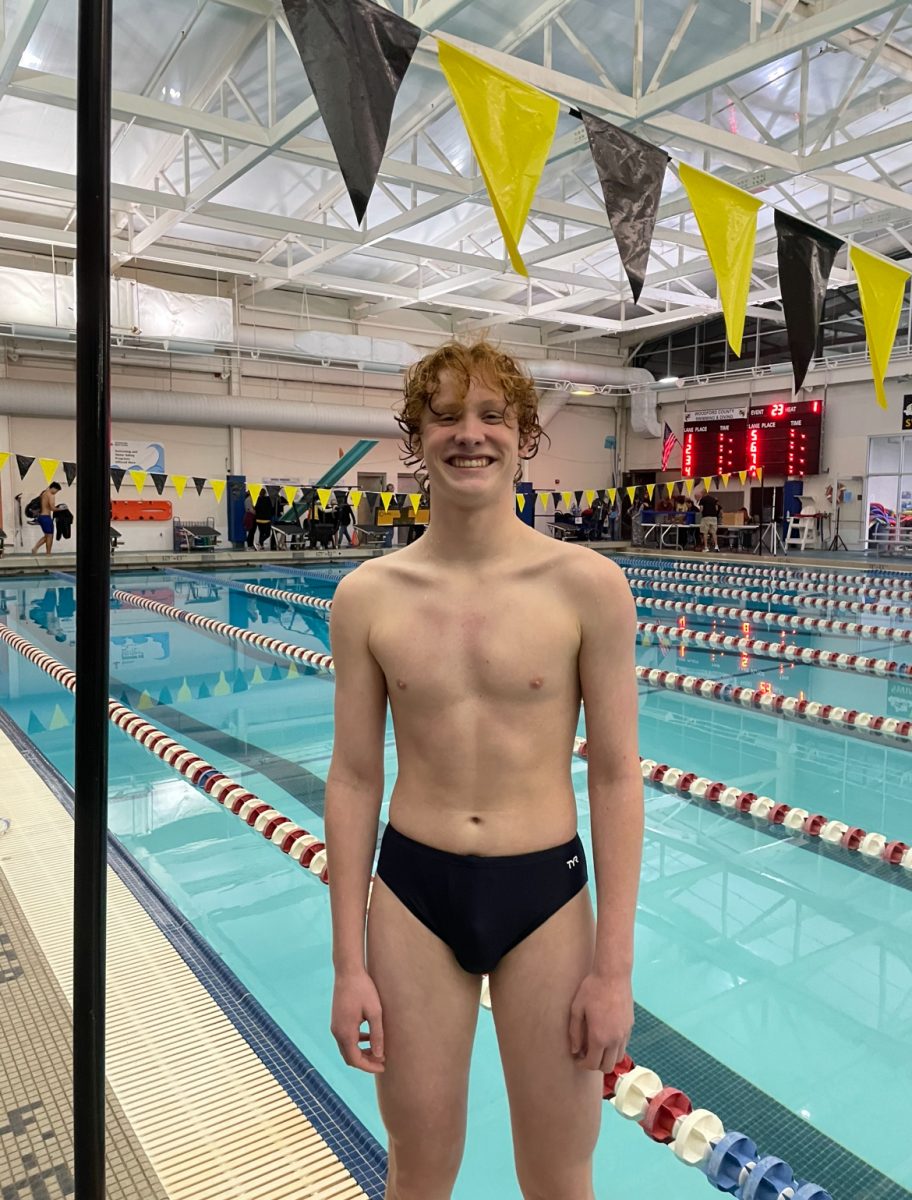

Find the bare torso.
xmin=365 ymin=529 xmax=587 ymax=855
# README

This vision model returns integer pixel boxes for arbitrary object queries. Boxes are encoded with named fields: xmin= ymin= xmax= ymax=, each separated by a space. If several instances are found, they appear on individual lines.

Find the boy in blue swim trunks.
xmin=31 ymin=481 xmax=62 ymax=556
xmin=326 ymin=340 xmax=643 ymax=1200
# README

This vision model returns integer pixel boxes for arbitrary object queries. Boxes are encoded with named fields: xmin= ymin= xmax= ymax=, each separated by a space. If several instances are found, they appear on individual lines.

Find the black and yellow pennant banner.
xmin=281 ymin=0 xmax=910 ymax=408
xmin=5 ymin=448 xmax=762 ymax=519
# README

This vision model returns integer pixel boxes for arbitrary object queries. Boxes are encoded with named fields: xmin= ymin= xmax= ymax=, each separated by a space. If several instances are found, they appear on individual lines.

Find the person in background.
xmin=31 ymin=481 xmax=62 ymax=556
xmin=336 ymin=496 xmax=355 ymax=548
xmin=737 ymin=505 xmax=753 ymax=552
xmin=254 ymin=489 xmax=274 ymax=550
xmin=697 ymin=488 xmax=722 ymax=552
xmin=655 ymin=494 xmax=673 ymax=513
xmin=243 ymin=490 xmax=256 ymax=549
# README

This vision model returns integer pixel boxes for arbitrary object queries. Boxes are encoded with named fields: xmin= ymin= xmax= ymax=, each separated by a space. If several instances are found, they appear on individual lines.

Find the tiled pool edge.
xmin=0 ymin=708 xmax=388 ymax=1200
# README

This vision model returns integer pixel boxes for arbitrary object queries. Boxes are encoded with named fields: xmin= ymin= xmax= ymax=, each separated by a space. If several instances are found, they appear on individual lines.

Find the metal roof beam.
xmin=0 ymin=0 xmax=50 ymax=96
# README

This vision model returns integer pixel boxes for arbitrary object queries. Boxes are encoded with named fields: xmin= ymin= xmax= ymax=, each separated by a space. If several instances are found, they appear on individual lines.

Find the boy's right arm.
xmin=325 ymin=568 xmax=389 ymax=1073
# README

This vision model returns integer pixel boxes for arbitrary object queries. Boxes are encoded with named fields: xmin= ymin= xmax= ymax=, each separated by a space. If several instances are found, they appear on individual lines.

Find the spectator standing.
xmin=698 ymin=489 xmax=722 ymax=552
xmin=243 ymin=490 xmax=256 ymax=549
xmin=336 ymin=497 xmax=355 ymax=547
xmin=254 ymin=489 xmax=274 ymax=550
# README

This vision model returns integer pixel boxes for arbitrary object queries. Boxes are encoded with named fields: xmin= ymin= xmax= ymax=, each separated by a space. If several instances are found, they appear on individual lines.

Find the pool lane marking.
xmin=627 ymin=574 xmax=912 ymax=621
xmin=625 ymin=567 xmax=912 ymax=616
xmin=635 ymin=593 xmax=912 ymax=642
xmin=635 ymin=663 xmax=912 ymax=748
xmin=637 ymin=621 xmax=912 ymax=679
xmin=0 ymin=623 xmax=331 ymax=885
xmin=576 ymin=736 xmax=912 ymax=879
xmin=168 ymin=567 xmax=332 ymax=618
xmin=615 ymin=554 xmax=912 ymax=590
xmin=626 ymin=565 xmax=912 ymax=603
xmin=110 ymin=587 xmax=335 ymax=675
xmin=0 ymin=630 xmax=842 ymax=1200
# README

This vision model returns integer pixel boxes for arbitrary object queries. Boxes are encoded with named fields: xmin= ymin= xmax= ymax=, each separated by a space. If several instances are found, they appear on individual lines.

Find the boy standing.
xmin=31 ymin=481 xmax=62 ymax=556
xmin=325 ymin=341 xmax=643 ymax=1200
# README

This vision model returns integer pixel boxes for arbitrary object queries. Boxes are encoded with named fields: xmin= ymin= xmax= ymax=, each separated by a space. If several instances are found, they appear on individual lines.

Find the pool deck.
xmin=0 ymin=727 xmax=370 ymax=1200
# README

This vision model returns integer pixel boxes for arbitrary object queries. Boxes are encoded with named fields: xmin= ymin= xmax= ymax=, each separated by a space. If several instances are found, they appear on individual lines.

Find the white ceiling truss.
xmin=2 ymin=0 xmax=912 ymax=349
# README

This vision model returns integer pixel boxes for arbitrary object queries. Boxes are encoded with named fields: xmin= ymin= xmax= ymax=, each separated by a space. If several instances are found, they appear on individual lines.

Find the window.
xmin=865 ymin=435 xmax=912 ymax=548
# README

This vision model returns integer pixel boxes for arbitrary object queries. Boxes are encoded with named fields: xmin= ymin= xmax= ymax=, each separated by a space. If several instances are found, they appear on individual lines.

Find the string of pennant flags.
xmin=282 ymin=0 xmax=911 ymax=409
xmin=2 ymin=447 xmax=762 ymax=518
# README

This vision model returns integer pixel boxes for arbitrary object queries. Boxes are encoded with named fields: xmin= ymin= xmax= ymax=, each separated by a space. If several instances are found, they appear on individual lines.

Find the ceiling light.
xmin=571 ymin=385 xmax=595 ymax=395
xmin=659 ymin=375 xmax=679 ymax=384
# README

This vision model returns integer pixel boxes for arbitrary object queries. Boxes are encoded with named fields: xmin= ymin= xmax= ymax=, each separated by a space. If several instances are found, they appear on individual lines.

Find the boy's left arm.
xmin=568 ymin=555 xmax=643 ymax=1074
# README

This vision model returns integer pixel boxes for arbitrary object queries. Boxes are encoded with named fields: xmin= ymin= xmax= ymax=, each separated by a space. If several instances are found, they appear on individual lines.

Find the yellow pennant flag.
xmin=283 ymin=485 xmax=298 ymax=507
xmin=665 ymin=481 xmax=676 ymax=497
xmin=250 ymin=665 xmax=265 ymax=687
xmin=171 ymin=474 xmax=187 ymax=498
xmin=438 ymin=40 xmax=558 ymax=276
xmin=380 ymin=491 xmax=393 ymax=512
xmin=0 ymin=452 xmax=9 ymax=471
xmin=607 ymin=488 xmax=617 ymax=503
xmin=137 ymin=689 xmax=154 ymax=710
xmin=213 ymin=671 xmax=231 ymax=697
xmin=409 ymin=493 xmax=422 ymax=515
xmin=317 ymin=488 xmax=332 ymax=509
xmin=39 ymin=458 xmax=60 ymax=484
xmin=646 ymin=483 xmax=655 ymax=501
xmin=49 ymin=703 xmax=69 ymax=730
xmin=211 ymin=478 xmax=226 ymax=503
xmin=129 ymin=469 xmax=146 ymax=494
xmin=678 ymin=163 xmax=761 ymax=357
xmin=177 ymin=678 xmax=192 ymax=702
xmin=738 ymin=470 xmax=748 ymax=486
xmin=349 ymin=488 xmax=362 ymax=509
xmin=539 ymin=492 xmax=550 ymax=510
xmin=702 ymin=476 xmax=713 ymax=493
xmin=248 ymin=482 xmax=263 ymax=505
xmin=516 ymin=493 xmax=526 ymax=513
xmin=850 ymin=245 xmax=909 ymax=410
xmin=756 ymin=467 xmax=764 ymax=483
xmin=626 ymin=486 xmax=636 ymax=502
xmin=562 ymin=491 xmax=573 ymax=509
xmin=684 ymin=478 xmax=695 ymax=495
xmin=584 ymin=489 xmax=595 ymax=506
xmin=721 ymin=473 xmax=730 ymax=488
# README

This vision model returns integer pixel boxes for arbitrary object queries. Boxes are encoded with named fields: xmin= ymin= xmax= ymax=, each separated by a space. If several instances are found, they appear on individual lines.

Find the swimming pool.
xmin=1 ymin=555 xmax=911 ymax=1199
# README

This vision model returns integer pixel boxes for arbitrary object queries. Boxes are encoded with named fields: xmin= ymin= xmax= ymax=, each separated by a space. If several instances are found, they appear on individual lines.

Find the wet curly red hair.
xmin=394 ymin=339 xmax=548 ymax=496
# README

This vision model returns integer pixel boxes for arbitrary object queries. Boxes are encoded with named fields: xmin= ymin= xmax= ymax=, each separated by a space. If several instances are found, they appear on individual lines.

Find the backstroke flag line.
xmin=775 ymin=211 xmax=842 ymax=393
xmin=849 ymin=244 xmax=909 ymax=410
xmin=438 ymin=40 xmax=558 ymax=276
xmin=282 ymin=0 xmax=421 ymax=225
xmin=678 ymin=163 xmax=761 ymax=358
xmin=579 ymin=111 xmax=669 ymax=304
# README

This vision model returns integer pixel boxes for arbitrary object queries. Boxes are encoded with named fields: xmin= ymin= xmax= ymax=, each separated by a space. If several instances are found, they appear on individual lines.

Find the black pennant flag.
xmin=281 ymin=0 xmax=421 ymax=224
xmin=775 ymin=210 xmax=842 ymax=392
xmin=16 ymin=455 xmax=34 ymax=479
xmin=150 ymin=473 xmax=167 ymax=495
xmin=192 ymin=477 xmax=207 ymax=496
xmin=63 ymin=461 xmax=77 ymax=486
xmin=110 ymin=467 xmax=125 ymax=492
xmin=579 ymin=111 xmax=669 ymax=304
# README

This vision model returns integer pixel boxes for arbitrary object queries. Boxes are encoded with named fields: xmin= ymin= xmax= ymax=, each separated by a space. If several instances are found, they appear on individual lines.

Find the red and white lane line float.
xmin=637 ymin=621 xmax=912 ymax=680
xmin=573 ymin=738 xmax=912 ymax=875
xmin=0 ymin=624 xmax=331 ymax=883
xmin=599 ymin=1054 xmax=833 ymax=1198
xmin=112 ymin=588 xmax=335 ymax=676
xmin=170 ymin=567 xmax=332 ymax=617
xmin=624 ymin=566 xmax=912 ymax=615
xmin=620 ymin=554 xmax=912 ymax=591
xmin=634 ymin=568 xmax=912 ymax=602
xmin=636 ymin=594 xmax=912 ymax=643
xmin=627 ymin=575 xmax=912 ymax=620
xmin=633 ymin=664 xmax=912 ymax=746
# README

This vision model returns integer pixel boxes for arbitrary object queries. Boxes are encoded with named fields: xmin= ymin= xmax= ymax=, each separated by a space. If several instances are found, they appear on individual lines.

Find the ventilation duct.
xmin=628 ymin=387 xmax=663 ymax=439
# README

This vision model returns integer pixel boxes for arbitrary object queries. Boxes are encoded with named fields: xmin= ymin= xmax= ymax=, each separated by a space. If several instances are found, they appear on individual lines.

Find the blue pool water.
xmin=1 ymin=556 xmax=911 ymax=1199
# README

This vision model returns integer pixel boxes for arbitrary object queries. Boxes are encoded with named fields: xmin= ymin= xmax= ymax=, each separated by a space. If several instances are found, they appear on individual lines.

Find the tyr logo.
xmin=566 ymin=855 xmax=580 ymax=869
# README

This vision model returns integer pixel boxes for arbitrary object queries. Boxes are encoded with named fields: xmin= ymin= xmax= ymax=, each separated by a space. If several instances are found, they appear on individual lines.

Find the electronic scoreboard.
xmin=681 ymin=398 xmax=823 ymax=478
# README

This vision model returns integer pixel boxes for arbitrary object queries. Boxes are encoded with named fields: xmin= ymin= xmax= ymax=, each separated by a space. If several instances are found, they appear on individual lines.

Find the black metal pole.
xmin=74 ymin=0 xmax=112 ymax=1194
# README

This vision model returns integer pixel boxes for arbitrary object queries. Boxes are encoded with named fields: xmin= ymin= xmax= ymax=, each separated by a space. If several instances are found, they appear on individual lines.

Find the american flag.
xmin=661 ymin=422 xmax=679 ymax=470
